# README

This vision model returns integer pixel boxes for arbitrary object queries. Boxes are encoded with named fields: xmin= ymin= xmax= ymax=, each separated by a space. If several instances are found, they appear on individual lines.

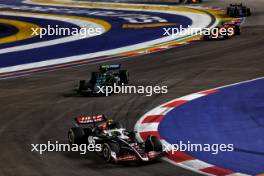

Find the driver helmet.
xmin=99 ymin=119 xmax=115 ymax=130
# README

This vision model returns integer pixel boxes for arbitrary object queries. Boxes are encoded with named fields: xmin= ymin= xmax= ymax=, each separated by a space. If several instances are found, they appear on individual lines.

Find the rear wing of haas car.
xmin=75 ymin=114 xmax=107 ymax=125
xmin=99 ymin=64 xmax=121 ymax=70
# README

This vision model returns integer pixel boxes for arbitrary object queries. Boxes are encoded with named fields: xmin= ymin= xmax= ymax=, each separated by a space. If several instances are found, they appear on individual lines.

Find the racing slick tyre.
xmin=68 ymin=127 xmax=86 ymax=145
xmin=247 ymin=8 xmax=251 ymax=16
xmin=234 ymin=25 xmax=241 ymax=35
xmin=90 ymin=72 xmax=99 ymax=83
xmin=227 ymin=7 xmax=231 ymax=16
xmin=119 ymin=70 xmax=129 ymax=84
xmin=102 ymin=143 xmax=120 ymax=163
xmin=77 ymin=80 xmax=86 ymax=94
xmin=145 ymin=136 xmax=163 ymax=153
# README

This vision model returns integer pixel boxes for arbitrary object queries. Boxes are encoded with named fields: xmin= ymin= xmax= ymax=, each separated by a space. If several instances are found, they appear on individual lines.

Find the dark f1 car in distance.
xmin=75 ymin=64 xmax=129 ymax=96
xmin=179 ymin=0 xmax=202 ymax=3
xmin=227 ymin=3 xmax=251 ymax=17
xmin=68 ymin=114 xmax=165 ymax=163
xmin=203 ymin=21 xmax=241 ymax=40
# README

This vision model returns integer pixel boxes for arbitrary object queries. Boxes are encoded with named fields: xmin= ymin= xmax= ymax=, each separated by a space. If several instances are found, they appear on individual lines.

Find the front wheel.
xmin=234 ymin=25 xmax=241 ymax=35
xmin=119 ymin=70 xmax=129 ymax=84
xmin=145 ymin=136 xmax=163 ymax=153
xmin=247 ymin=8 xmax=251 ymax=16
xmin=102 ymin=143 xmax=120 ymax=163
xmin=203 ymin=34 xmax=212 ymax=40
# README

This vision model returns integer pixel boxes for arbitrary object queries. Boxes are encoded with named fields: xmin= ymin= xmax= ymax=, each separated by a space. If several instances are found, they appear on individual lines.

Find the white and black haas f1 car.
xmin=75 ymin=64 xmax=129 ymax=96
xmin=68 ymin=114 xmax=166 ymax=163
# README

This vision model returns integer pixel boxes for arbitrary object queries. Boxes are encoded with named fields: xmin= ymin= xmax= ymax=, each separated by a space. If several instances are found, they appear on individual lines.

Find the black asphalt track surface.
xmin=0 ymin=0 xmax=263 ymax=175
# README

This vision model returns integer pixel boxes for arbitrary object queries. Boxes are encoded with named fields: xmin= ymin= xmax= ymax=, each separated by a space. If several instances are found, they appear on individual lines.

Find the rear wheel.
xmin=145 ymin=136 xmax=163 ymax=153
xmin=68 ymin=127 xmax=86 ymax=145
xmin=90 ymin=72 xmax=99 ymax=84
xmin=227 ymin=7 xmax=230 ymax=16
xmin=119 ymin=70 xmax=129 ymax=84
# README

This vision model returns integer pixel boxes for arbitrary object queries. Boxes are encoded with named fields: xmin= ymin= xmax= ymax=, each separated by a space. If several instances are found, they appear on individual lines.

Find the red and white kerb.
xmin=135 ymin=89 xmax=249 ymax=176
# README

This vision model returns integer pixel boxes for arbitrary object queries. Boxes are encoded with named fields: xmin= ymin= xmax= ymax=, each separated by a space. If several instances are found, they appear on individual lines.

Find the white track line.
xmin=0 ymin=11 xmax=105 ymax=54
xmin=0 ymin=1 xmax=218 ymax=75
